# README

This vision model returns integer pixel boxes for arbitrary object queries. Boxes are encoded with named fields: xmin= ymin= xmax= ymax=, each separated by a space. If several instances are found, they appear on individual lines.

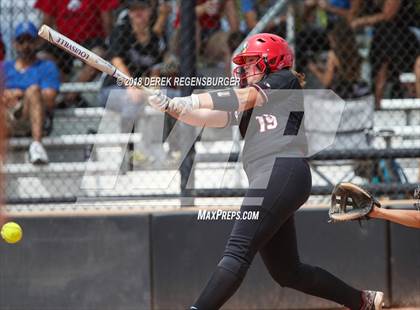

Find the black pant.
xmin=192 ymin=157 xmax=362 ymax=310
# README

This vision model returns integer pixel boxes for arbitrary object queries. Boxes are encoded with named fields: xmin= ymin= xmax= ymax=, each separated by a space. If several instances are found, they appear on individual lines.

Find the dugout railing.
xmin=5 ymin=143 xmax=420 ymax=204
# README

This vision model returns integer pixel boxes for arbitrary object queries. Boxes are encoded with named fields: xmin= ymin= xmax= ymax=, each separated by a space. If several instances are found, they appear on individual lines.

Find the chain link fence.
xmin=1 ymin=0 xmax=420 ymax=205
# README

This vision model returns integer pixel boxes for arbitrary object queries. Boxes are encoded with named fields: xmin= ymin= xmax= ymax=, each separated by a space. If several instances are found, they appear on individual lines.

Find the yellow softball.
xmin=1 ymin=222 xmax=23 ymax=244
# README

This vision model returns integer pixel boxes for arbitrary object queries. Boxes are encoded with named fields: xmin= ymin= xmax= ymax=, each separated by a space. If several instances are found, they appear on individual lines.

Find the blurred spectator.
xmin=104 ymin=0 xmax=171 ymax=166
xmin=101 ymin=0 xmax=166 ymax=102
xmin=240 ymin=0 xmax=287 ymax=36
xmin=351 ymin=0 xmax=419 ymax=109
xmin=116 ymin=0 xmax=172 ymax=38
xmin=309 ymin=20 xmax=373 ymax=171
xmin=295 ymin=0 xmax=361 ymax=72
xmin=3 ymin=22 xmax=60 ymax=165
xmin=101 ymin=0 xmax=166 ymax=165
xmin=34 ymin=0 xmax=119 ymax=76
xmin=308 ymin=19 xmax=369 ymax=99
xmin=196 ymin=1 xmax=240 ymax=72
xmin=195 ymin=0 xmax=239 ymax=36
xmin=172 ymin=0 xmax=239 ymax=57
xmin=197 ymin=0 xmax=239 ymax=55
xmin=34 ymin=0 xmax=120 ymax=106
xmin=317 ymin=0 xmax=361 ymax=23
xmin=0 ymin=34 xmax=5 ymax=61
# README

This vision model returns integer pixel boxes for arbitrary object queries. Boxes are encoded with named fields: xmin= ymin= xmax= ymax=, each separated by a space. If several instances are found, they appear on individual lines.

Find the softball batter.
xmin=148 ymin=33 xmax=384 ymax=310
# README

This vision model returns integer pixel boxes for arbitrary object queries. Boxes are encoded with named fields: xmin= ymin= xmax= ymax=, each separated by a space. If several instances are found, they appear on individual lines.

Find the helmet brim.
xmin=232 ymin=52 xmax=262 ymax=65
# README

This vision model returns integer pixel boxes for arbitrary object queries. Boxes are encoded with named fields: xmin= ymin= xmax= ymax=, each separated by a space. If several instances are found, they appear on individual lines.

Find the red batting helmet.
xmin=232 ymin=33 xmax=293 ymax=82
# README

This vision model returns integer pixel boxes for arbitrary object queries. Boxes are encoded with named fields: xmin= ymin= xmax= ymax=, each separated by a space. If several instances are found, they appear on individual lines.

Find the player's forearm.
xmin=370 ymin=207 xmax=420 ymax=228
xmin=157 ymin=88 xmax=262 ymax=122
xmin=197 ymin=87 xmax=261 ymax=112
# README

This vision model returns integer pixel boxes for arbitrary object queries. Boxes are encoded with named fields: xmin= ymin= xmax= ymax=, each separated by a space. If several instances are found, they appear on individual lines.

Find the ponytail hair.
xmin=291 ymin=70 xmax=306 ymax=88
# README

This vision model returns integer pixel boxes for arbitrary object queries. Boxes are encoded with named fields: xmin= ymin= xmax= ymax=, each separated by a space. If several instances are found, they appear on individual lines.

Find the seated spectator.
xmin=115 ymin=0 xmax=172 ymax=39
xmin=3 ymin=22 xmax=60 ymax=165
xmin=99 ymin=0 xmax=167 ymax=166
xmin=295 ymin=0 xmax=361 ymax=72
xmin=308 ymin=19 xmax=372 ymax=153
xmin=240 ymin=0 xmax=287 ymax=36
xmin=197 ymin=0 xmax=239 ymax=55
xmin=308 ymin=19 xmax=369 ymax=99
xmin=351 ymin=0 xmax=419 ymax=109
xmin=34 ymin=0 xmax=120 ymax=107
xmin=172 ymin=0 xmax=239 ymax=57
xmin=101 ymin=0 xmax=167 ymax=108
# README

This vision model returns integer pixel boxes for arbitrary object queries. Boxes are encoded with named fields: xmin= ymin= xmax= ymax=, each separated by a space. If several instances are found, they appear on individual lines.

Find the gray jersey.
xmin=232 ymin=69 xmax=307 ymax=166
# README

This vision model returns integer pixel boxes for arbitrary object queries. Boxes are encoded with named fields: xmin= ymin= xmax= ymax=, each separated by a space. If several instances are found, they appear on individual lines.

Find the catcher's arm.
xmin=330 ymin=182 xmax=420 ymax=229
xmin=369 ymin=207 xmax=420 ymax=229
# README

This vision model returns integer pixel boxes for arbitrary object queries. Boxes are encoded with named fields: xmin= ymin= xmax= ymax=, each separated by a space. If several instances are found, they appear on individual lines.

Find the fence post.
xmin=179 ymin=0 xmax=196 ymax=207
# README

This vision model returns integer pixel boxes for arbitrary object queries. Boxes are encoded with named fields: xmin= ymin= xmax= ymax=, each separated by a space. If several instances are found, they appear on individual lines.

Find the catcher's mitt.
xmin=329 ymin=183 xmax=381 ymax=223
